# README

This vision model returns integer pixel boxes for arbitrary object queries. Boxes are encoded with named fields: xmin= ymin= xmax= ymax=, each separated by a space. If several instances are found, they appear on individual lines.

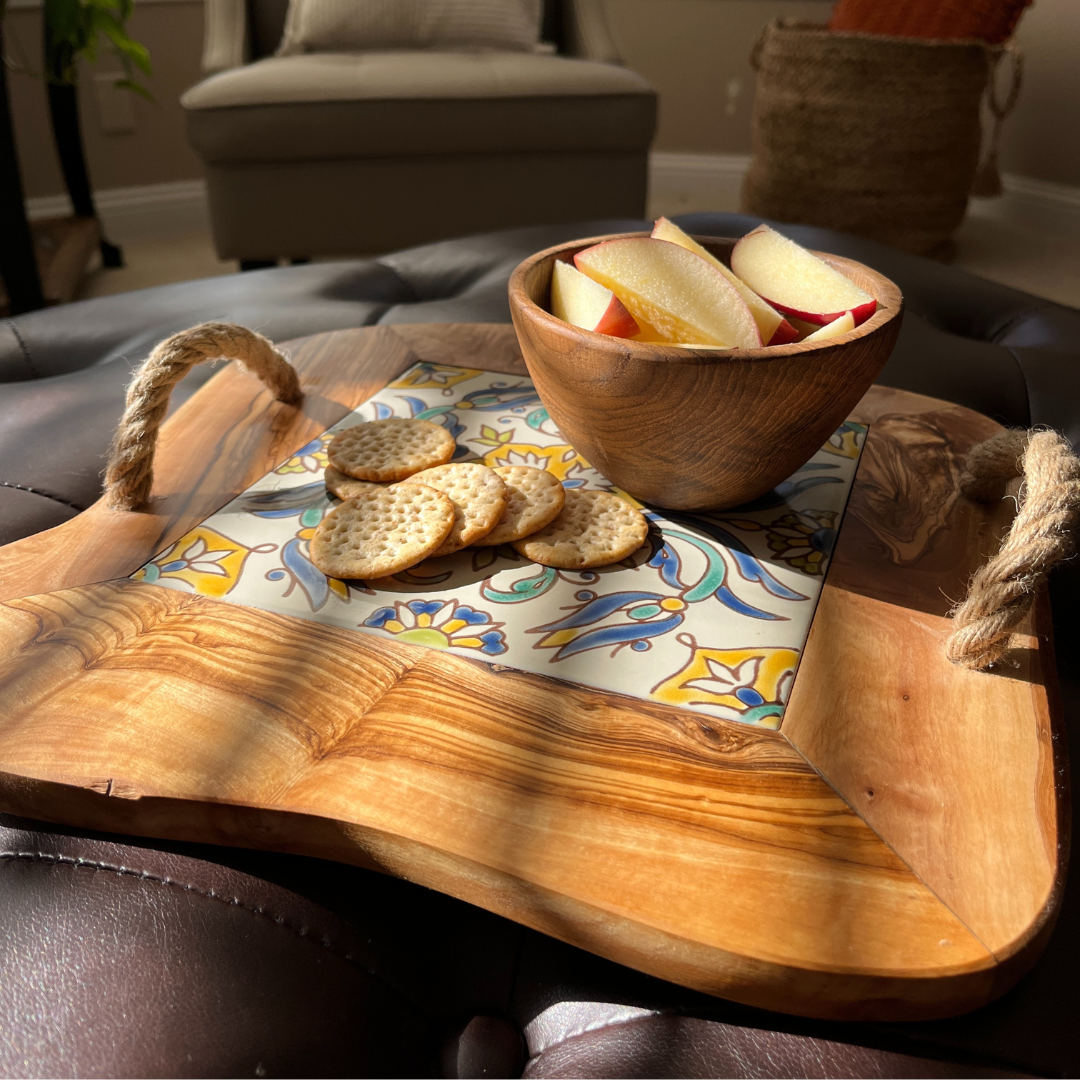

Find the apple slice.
xmin=651 ymin=217 xmax=797 ymax=346
xmin=574 ymin=238 xmax=761 ymax=349
xmin=550 ymin=258 xmax=639 ymax=338
xmin=730 ymin=225 xmax=877 ymax=327
xmin=802 ymin=310 xmax=855 ymax=342
xmin=783 ymin=315 xmax=820 ymax=341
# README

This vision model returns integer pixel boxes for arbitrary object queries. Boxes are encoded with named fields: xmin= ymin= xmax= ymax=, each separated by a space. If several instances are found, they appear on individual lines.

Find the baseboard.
xmin=26 ymin=179 xmax=210 ymax=244
xmin=648 ymin=151 xmax=1080 ymax=240
xmin=970 ymin=173 xmax=1080 ymax=238
xmin=647 ymin=152 xmax=750 ymax=217
xmin=24 ymin=163 xmax=1080 ymax=247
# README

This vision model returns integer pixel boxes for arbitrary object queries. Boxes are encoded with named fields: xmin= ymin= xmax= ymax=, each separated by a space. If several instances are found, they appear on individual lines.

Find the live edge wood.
xmin=0 ymin=324 xmax=1065 ymax=1021
xmin=509 ymin=235 xmax=903 ymax=511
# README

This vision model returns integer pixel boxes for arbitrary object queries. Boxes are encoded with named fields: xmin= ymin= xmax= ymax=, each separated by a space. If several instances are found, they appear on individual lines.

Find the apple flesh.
xmin=574 ymin=238 xmax=761 ymax=349
xmin=783 ymin=315 xmax=820 ymax=341
xmin=801 ymin=310 xmax=855 ymax=342
xmin=651 ymin=217 xmax=797 ymax=346
xmin=550 ymin=258 xmax=639 ymax=338
xmin=731 ymin=225 xmax=877 ymax=327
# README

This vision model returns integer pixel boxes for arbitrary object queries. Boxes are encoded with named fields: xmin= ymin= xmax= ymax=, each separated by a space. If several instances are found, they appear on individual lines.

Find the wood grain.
xmin=508 ymin=234 xmax=903 ymax=511
xmin=0 ymin=324 xmax=523 ymax=604
xmin=783 ymin=387 xmax=1064 ymax=962
xmin=783 ymin=586 xmax=1061 ymax=962
xmin=0 ymin=323 xmax=1065 ymax=1021
xmin=0 ymin=578 xmax=997 ymax=1019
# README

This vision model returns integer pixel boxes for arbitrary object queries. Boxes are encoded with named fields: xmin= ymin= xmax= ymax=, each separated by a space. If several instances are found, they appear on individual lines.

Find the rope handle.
xmin=104 ymin=322 xmax=302 ymax=512
xmin=946 ymin=428 xmax=1080 ymax=670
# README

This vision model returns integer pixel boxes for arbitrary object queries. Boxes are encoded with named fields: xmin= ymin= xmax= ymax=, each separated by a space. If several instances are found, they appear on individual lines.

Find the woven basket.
xmin=741 ymin=21 xmax=1014 ymax=257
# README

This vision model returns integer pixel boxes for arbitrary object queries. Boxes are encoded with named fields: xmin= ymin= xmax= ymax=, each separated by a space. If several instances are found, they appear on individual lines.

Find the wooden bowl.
xmin=508 ymin=233 xmax=904 ymax=511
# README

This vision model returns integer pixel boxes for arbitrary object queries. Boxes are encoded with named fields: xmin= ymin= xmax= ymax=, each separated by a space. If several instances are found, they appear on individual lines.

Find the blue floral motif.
xmin=237 ymin=483 xmax=327 ymax=519
xmin=529 ymin=589 xmax=688 ymax=660
xmin=647 ymin=522 xmax=807 ymax=621
xmin=456 ymin=385 xmax=542 ymax=412
xmin=363 ymin=599 xmax=507 ymax=656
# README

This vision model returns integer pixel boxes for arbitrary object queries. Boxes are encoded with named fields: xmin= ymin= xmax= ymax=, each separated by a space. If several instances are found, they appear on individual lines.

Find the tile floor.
xmin=75 ymin=198 xmax=1080 ymax=310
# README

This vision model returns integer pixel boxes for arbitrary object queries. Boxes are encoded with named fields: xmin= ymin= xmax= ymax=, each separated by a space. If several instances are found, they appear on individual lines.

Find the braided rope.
xmin=946 ymin=429 xmax=1080 ymax=670
xmin=103 ymin=322 xmax=302 ymax=512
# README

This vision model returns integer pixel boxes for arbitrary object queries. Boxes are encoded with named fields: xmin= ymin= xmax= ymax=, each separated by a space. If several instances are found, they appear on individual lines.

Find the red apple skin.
xmin=767 ymin=298 xmax=878 ymax=328
xmin=766 ymin=319 xmax=800 ymax=346
xmin=593 ymin=295 xmax=639 ymax=338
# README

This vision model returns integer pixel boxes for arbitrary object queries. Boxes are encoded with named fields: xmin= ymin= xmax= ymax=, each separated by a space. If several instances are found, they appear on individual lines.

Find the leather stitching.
xmin=4 ymin=319 xmax=38 ymax=379
xmin=0 ymin=850 xmax=376 ymax=975
xmin=0 ymin=481 xmax=86 ymax=513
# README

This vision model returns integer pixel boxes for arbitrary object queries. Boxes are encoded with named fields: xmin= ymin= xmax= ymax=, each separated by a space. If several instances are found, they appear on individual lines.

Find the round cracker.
xmin=309 ymin=483 xmax=454 ymax=580
xmin=327 ymin=418 xmax=455 ymax=482
xmin=512 ymin=489 xmax=648 ymax=569
xmin=324 ymin=465 xmax=385 ymax=501
xmin=474 ymin=466 xmax=566 ymax=546
xmin=407 ymin=462 xmax=507 ymax=556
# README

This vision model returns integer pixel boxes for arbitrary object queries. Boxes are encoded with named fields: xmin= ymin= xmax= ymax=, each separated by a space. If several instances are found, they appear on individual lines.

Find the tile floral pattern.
xmin=134 ymin=362 xmax=866 ymax=729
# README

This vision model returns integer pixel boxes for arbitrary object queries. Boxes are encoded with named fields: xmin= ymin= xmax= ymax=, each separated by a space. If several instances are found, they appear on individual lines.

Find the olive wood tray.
xmin=0 ymin=323 xmax=1066 ymax=1021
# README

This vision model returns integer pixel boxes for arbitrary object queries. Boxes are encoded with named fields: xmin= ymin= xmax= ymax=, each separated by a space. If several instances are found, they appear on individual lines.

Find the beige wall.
xmin=606 ymin=0 xmax=832 ymax=155
xmin=606 ymin=0 xmax=1080 ymax=188
xmin=7 ymin=0 xmax=205 ymax=199
xmin=999 ymin=0 xmax=1080 ymax=187
xmin=6 ymin=0 xmax=1077 ymax=201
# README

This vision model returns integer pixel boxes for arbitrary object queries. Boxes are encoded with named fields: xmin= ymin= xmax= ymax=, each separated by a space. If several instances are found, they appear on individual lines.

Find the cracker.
xmin=474 ymin=466 xmax=566 ymax=546
xmin=512 ymin=489 xmax=648 ymax=569
xmin=324 ymin=465 xmax=384 ymax=501
xmin=327 ymin=418 xmax=455 ymax=482
xmin=309 ymin=483 xmax=454 ymax=580
xmin=407 ymin=462 xmax=507 ymax=556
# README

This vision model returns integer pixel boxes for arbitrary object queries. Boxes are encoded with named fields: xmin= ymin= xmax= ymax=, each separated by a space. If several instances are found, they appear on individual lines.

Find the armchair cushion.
xmin=182 ymin=51 xmax=656 ymax=162
xmin=276 ymin=0 xmax=542 ymax=55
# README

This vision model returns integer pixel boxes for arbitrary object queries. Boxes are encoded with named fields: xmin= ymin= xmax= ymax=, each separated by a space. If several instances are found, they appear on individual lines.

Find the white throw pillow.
xmin=277 ymin=0 xmax=543 ymax=56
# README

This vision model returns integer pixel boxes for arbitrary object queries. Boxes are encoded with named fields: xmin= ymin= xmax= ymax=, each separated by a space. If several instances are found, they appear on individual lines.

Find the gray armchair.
xmin=181 ymin=0 xmax=657 ymax=263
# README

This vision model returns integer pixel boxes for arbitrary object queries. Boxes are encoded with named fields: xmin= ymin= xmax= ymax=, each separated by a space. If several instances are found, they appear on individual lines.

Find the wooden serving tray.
xmin=0 ymin=324 xmax=1065 ymax=1021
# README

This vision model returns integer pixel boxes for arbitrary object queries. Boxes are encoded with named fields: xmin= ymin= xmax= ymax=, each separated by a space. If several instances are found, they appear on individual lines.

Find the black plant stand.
xmin=46 ymin=81 xmax=122 ymax=267
xmin=0 ymin=20 xmax=46 ymax=314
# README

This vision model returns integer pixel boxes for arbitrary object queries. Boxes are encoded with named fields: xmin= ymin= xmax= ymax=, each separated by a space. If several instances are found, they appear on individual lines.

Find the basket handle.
xmin=946 ymin=428 xmax=1080 ymax=669
xmin=971 ymin=44 xmax=1024 ymax=197
xmin=749 ymin=20 xmax=775 ymax=72
xmin=104 ymin=322 xmax=302 ymax=512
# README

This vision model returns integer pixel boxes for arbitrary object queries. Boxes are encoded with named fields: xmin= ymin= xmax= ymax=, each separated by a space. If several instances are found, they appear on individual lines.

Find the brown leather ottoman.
xmin=2 ymin=214 xmax=1078 ymax=1077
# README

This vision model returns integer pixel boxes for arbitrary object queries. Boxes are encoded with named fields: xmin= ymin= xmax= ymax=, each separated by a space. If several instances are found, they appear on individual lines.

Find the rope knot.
xmin=946 ymin=428 xmax=1080 ymax=670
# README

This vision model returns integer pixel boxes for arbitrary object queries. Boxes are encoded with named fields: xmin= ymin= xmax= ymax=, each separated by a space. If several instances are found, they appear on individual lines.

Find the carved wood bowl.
xmin=508 ymin=233 xmax=904 ymax=511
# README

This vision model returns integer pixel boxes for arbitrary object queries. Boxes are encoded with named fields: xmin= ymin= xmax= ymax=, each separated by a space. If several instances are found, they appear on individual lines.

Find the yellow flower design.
xmin=652 ymin=646 xmax=799 ymax=728
xmin=480 ymin=442 xmax=590 ymax=481
xmin=822 ymin=423 xmax=865 ymax=459
xmin=389 ymin=363 xmax=483 ymax=390
xmin=364 ymin=599 xmax=507 ymax=656
xmin=275 ymin=433 xmax=333 ymax=475
xmin=134 ymin=526 xmax=253 ymax=598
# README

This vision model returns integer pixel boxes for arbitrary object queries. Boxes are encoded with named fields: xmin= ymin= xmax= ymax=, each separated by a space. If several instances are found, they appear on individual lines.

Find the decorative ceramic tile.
xmin=134 ymin=362 xmax=866 ymax=729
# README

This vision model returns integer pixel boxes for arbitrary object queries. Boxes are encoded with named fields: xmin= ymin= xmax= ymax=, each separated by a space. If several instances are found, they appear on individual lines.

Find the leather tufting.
xmin=520 ymin=1014 xmax=1025 ymax=1078
xmin=4 ymin=212 xmax=1078 ymax=546
xmin=0 ymin=816 xmax=435 ymax=1078
xmin=1 ymin=215 xmax=1079 ymax=1078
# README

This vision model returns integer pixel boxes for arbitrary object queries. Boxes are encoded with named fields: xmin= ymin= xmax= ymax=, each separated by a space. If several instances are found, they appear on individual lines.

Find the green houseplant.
xmin=43 ymin=0 xmax=152 ymax=266
xmin=0 ymin=0 xmax=151 ymax=311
